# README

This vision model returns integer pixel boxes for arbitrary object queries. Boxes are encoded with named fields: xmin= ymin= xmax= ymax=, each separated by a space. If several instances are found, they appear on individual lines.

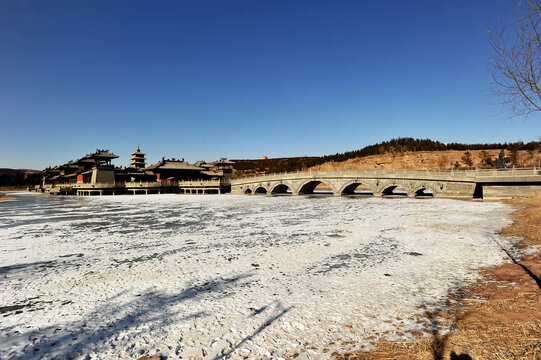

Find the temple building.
xmin=209 ymin=158 xmax=234 ymax=180
xmin=40 ymin=146 xmax=234 ymax=194
xmin=42 ymin=149 xmax=119 ymax=185
xmin=145 ymin=158 xmax=214 ymax=181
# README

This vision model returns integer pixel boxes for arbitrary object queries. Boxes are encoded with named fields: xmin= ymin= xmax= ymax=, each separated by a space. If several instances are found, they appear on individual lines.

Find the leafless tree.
xmin=461 ymin=150 xmax=474 ymax=167
xmin=489 ymin=0 xmax=541 ymax=116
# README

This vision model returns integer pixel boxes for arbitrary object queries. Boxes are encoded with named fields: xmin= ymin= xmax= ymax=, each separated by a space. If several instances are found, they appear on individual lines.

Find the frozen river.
xmin=0 ymin=193 xmax=519 ymax=359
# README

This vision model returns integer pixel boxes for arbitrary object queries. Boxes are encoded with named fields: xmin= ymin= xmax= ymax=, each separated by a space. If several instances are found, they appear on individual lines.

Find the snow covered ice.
xmin=0 ymin=193 xmax=519 ymax=359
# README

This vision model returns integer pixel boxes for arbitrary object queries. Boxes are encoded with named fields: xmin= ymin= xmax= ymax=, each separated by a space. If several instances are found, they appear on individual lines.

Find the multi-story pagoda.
xmin=130 ymin=145 xmax=146 ymax=169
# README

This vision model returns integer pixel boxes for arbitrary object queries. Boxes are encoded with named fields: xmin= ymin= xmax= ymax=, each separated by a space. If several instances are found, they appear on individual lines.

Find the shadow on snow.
xmin=4 ymin=273 xmax=262 ymax=359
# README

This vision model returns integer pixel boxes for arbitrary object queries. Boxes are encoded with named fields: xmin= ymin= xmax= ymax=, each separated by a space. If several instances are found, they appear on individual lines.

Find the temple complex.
xmin=37 ymin=146 xmax=234 ymax=195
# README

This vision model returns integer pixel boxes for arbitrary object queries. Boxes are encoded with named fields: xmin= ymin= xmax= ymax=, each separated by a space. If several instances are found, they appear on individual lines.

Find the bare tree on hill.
xmin=489 ymin=0 xmax=541 ymax=117
xmin=461 ymin=151 xmax=474 ymax=168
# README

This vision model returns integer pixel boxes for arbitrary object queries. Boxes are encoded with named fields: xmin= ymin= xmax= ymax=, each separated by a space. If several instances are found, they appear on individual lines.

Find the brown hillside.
xmin=232 ymin=157 xmax=318 ymax=178
xmin=0 ymin=168 xmax=41 ymax=187
xmin=231 ymin=139 xmax=541 ymax=177
xmin=307 ymin=149 xmax=541 ymax=171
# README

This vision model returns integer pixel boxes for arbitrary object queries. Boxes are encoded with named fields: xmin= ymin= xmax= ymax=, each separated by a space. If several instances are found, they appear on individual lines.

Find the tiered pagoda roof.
xmin=130 ymin=145 xmax=146 ymax=169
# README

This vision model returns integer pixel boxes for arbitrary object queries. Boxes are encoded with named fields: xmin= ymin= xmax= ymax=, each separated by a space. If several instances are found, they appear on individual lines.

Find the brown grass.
xmin=330 ymin=194 xmax=541 ymax=360
xmin=0 ymin=193 xmax=15 ymax=201
xmin=0 ymin=185 xmax=29 ymax=191
xmin=308 ymin=149 xmax=541 ymax=171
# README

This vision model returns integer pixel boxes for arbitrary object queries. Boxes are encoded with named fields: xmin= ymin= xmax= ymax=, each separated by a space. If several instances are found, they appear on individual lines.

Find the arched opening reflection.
xmin=255 ymin=187 xmax=268 ymax=195
xmin=299 ymin=181 xmax=333 ymax=195
xmin=415 ymin=188 xmax=434 ymax=198
xmin=382 ymin=185 xmax=408 ymax=197
xmin=271 ymin=184 xmax=292 ymax=195
xmin=341 ymin=183 xmax=374 ymax=196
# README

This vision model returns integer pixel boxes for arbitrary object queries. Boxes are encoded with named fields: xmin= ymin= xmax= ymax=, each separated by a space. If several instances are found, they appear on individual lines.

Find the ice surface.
xmin=0 ymin=193 xmax=519 ymax=359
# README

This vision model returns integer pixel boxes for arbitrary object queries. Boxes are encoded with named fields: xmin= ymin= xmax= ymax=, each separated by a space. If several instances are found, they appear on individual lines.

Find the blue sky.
xmin=1 ymin=0 xmax=539 ymax=169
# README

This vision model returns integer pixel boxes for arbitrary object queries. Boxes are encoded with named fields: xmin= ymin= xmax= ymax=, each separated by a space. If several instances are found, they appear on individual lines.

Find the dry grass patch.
xmin=0 ymin=193 xmax=15 ymax=201
xmin=331 ymin=194 xmax=541 ymax=360
xmin=0 ymin=186 xmax=29 ymax=191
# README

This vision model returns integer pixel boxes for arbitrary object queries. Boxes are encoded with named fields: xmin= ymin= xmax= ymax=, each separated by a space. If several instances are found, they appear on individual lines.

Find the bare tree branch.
xmin=489 ymin=0 xmax=541 ymax=116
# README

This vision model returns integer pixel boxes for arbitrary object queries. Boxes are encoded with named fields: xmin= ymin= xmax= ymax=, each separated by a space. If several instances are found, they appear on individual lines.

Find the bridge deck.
xmin=232 ymin=168 xmax=541 ymax=199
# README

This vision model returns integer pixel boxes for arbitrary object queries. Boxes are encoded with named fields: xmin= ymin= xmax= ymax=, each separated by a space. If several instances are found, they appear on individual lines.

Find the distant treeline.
xmin=320 ymin=137 xmax=541 ymax=163
xmin=234 ymin=138 xmax=541 ymax=174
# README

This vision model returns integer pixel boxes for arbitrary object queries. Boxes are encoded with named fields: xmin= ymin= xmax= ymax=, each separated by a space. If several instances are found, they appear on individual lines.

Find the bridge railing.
xmin=235 ymin=168 xmax=463 ymax=179
xmin=233 ymin=167 xmax=540 ymax=182
xmin=473 ymin=167 xmax=540 ymax=177
xmin=123 ymin=180 xmax=221 ymax=187
xmin=57 ymin=180 xmax=223 ymax=189
xmin=234 ymin=168 xmax=473 ymax=180
xmin=177 ymin=180 xmax=221 ymax=187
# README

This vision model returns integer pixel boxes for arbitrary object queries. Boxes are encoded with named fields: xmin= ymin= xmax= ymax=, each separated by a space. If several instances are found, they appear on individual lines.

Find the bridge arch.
xmin=381 ymin=184 xmax=409 ymax=197
xmin=298 ymin=179 xmax=336 ymax=195
xmin=412 ymin=186 xmax=436 ymax=198
xmin=339 ymin=181 xmax=375 ymax=196
xmin=254 ymin=186 xmax=268 ymax=195
xmin=271 ymin=183 xmax=293 ymax=195
xmin=244 ymin=188 xmax=253 ymax=195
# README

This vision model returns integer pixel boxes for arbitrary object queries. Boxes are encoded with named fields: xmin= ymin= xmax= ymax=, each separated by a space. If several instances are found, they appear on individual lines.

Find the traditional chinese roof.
xmin=145 ymin=159 xmax=204 ymax=171
xmin=78 ymin=149 xmax=118 ymax=161
xmin=58 ymin=162 xmax=80 ymax=171
xmin=200 ymin=170 xmax=220 ymax=177
xmin=71 ymin=150 xmax=118 ymax=166
xmin=42 ymin=167 xmax=61 ymax=174
xmin=122 ymin=167 xmax=153 ymax=175
xmin=76 ymin=158 xmax=96 ymax=164
xmin=210 ymin=158 xmax=235 ymax=165
xmin=194 ymin=161 xmax=214 ymax=169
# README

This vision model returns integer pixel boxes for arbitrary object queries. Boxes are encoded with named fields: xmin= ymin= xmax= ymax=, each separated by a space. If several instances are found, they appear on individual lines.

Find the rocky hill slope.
xmin=307 ymin=149 xmax=541 ymax=172
xmin=232 ymin=137 xmax=541 ymax=178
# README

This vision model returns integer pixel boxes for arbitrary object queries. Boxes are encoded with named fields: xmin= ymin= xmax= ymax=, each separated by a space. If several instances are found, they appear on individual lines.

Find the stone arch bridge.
xmin=231 ymin=168 xmax=541 ymax=199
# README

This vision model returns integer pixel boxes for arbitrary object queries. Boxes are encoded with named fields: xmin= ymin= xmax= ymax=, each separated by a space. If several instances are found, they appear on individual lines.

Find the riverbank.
xmin=338 ymin=194 xmax=541 ymax=359
xmin=0 ymin=185 xmax=30 ymax=191
xmin=0 ymin=193 xmax=15 ymax=201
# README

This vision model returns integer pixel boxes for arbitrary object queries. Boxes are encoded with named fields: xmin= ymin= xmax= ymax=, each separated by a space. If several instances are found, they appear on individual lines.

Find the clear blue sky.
xmin=1 ymin=0 xmax=539 ymax=169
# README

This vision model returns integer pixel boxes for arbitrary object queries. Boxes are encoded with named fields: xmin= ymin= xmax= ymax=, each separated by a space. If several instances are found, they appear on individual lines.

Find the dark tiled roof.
xmin=83 ymin=149 xmax=119 ymax=160
xmin=145 ymin=160 xmax=204 ymax=171
xmin=201 ymin=170 xmax=220 ymax=177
